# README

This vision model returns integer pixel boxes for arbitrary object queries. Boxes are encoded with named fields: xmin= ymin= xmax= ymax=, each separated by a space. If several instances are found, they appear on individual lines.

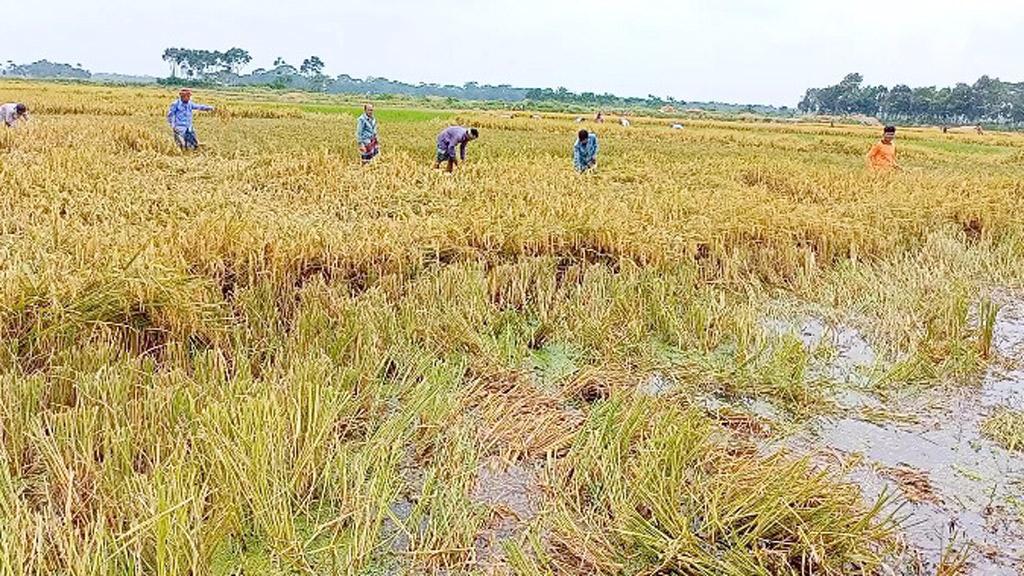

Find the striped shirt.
xmin=356 ymin=113 xmax=378 ymax=146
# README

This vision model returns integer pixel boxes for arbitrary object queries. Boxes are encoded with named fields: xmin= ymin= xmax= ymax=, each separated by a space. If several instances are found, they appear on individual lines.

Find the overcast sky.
xmin=3 ymin=0 xmax=1022 ymax=105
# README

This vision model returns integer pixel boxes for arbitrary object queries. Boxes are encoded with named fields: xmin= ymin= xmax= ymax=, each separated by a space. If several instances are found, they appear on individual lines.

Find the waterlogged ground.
xmin=758 ymin=294 xmax=1024 ymax=574
xmin=366 ymin=297 xmax=1024 ymax=575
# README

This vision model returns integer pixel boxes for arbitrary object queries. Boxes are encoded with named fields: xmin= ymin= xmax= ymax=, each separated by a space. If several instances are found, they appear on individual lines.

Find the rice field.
xmin=2 ymin=80 xmax=1024 ymax=575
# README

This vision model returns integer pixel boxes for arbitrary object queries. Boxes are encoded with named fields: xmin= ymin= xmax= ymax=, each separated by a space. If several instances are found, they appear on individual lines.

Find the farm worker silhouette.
xmin=574 ymin=129 xmax=599 ymax=173
xmin=357 ymin=103 xmax=379 ymax=163
xmin=1 ymin=103 xmax=29 ymax=127
xmin=867 ymin=126 xmax=902 ymax=171
xmin=167 ymin=89 xmax=214 ymax=150
xmin=434 ymin=126 xmax=479 ymax=172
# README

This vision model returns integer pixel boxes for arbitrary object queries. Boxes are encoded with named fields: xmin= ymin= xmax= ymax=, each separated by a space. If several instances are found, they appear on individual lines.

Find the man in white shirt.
xmin=1 ymin=103 xmax=29 ymax=127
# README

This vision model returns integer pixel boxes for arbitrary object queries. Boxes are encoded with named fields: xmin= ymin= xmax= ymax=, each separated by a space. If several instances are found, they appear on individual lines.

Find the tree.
xmin=299 ymin=56 xmax=327 ymax=91
xmin=221 ymin=48 xmax=252 ymax=74
xmin=881 ymin=85 xmax=913 ymax=121
xmin=273 ymin=57 xmax=288 ymax=67
xmin=300 ymin=56 xmax=325 ymax=77
xmin=162 ymin=48 xmax=184 ymax=78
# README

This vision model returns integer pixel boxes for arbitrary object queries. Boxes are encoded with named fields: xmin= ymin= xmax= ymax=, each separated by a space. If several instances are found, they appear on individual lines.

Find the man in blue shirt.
xmin=356 ymin=103 xmax=379 ymax=163
xmin=167 ymin=89 xmax=214 ymax=150
xmin=574 ymin=129 xmax=599 ymax=172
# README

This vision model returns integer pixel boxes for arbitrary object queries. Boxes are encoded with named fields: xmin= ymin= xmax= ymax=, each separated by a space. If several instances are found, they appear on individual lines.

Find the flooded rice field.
xmin=761 ymin=295 xmax=1024 ymax=574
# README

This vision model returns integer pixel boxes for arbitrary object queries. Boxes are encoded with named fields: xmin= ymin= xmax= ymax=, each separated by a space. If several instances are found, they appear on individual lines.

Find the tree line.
xmin=161 ymin=48 xmax=253 ymax=78
xmin=5 ymin=52 xmax=1020 ymax=124
xmin=1 ymin=60 xmax=91 ymax=79
xmin=154 ymin=47 xmax=787 ymax=113
xmin=799 ymin=73 xmax=1024 ymax=126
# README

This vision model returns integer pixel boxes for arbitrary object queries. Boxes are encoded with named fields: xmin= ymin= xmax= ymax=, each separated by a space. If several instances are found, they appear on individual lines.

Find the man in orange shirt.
xmin=867 ymin=126 xmax=902 ymax=171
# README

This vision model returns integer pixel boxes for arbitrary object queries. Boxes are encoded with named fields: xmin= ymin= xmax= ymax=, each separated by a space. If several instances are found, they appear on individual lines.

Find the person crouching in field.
xmin=1 ymin=103 xmax=29 ymax=127
xmin=434 ymin=126 xmax=479 ymax=172
xmin=867 ymin=126 xmax=902 ymax=171
xmin=167 ymin=89 xmax=214 ymax=150
xmin=357 ymin=103 xmax=379 ymax=163
xmin=574 ymin=129 xmax=599 ymax=173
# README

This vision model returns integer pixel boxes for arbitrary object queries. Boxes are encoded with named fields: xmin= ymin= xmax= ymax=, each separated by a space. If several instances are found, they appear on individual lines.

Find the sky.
xmin=3 ymin=0 xmax=1023 ymax=106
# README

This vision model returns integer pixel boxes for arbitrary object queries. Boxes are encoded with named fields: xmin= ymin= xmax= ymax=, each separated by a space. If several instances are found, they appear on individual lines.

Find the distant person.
xmin=1 ymin=103 xmax=29 ymax=127
xmin=574 ymin=129 xmax=599 ymax=173
xmin=595 ymin=111 xmax=604 ymax=123
xmin=619 ymin=116 xmax=631 ymax=127
xmin=434 ymin=126 xmax=479 ymax=172
xmin=356 ymin=103 xmax=379 ymax=163
xmin=167 ymin=89 xmax=215 ymax=150
xmin=867 ymin=126 xmax=902 ymax=171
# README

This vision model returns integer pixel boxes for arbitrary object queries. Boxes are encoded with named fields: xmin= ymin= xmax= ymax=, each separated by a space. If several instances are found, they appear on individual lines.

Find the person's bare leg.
xmin=447 ymin=160 xmax=455 ymax=173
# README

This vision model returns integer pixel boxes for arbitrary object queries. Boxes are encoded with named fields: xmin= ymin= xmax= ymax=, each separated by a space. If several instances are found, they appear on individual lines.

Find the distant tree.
xmin=4 ymin=60 xmax=91 ymax=79
xmin=162 ymin=48 xmax=222 ymax=79
xmin=221 ymin=48 xmax=252 ymax=74
xmin=802 ymin=72 xmax=1024 ymax=126
xmin=162 ymin=48 xmax=184 ymax=77
xmin=299 ymin=56 xmax=327 ymax=91
xmin=273 ymin=57 xmax=287 ymax=67
xmin=300 ymin=56 xmax=325 ymax=76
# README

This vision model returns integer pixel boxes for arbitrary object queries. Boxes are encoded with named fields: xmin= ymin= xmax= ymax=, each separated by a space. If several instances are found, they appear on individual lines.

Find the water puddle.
xmin=764 ymin=296 xmax=1024 ymax=574
xmin=981 ymin=293 xmax=1024 ymax=410
xmin=640 ymin=373 xmax=676 ymax=397
xmin=470 ymin=457 xmax=543 ymax=566
xmin=761 ymin=314 xmax=877 ymax=386
xmin=796 ymin=395 xmax=1024 ymax=574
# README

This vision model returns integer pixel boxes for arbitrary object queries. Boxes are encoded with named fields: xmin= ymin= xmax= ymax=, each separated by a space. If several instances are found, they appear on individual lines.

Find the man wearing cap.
xmin=867 ymin=126 xmax=903 ymax=171
xmin=167 ymin=89 xmax=215 ymax=150
xmin=434 ymin=126 xmax=479 ymax=173
xmin=1 ymin=103 xmax=29 ymax=127
xmin=356 ymin=103 xmax=379 ymax=163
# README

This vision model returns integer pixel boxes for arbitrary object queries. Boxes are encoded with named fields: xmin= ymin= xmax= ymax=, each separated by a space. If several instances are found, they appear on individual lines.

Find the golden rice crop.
xmin=1 ymin=80 xmax=1023 ymax=574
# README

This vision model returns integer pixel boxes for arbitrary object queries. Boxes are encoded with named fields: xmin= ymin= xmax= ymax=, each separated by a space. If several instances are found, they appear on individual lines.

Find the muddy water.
xmin=470 ymin=458 xmax=542 ymax=565
xmin=814 ymin=401 xmax=1024 ymax=575
xmin=763 ymin=299 xmax=1024 ymax=575
xmin=762 ymin=315 xmax=878 ymax=387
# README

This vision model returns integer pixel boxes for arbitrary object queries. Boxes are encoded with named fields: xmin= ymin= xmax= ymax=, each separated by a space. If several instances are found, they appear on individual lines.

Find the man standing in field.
xmin=167 ymin=89 xmax=215 ymax=150
xmin=574 ymin=129 xmax=599 ymax=173
xmin=356 ymin=103 xmax=379 ymax=163
xmin=867 ymin=126 xmax=902 ymax=171
xmin=434 ymin=126 xmax=479 ymax=172
xmin=1 ymin=103 xmax=29 ymax=127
